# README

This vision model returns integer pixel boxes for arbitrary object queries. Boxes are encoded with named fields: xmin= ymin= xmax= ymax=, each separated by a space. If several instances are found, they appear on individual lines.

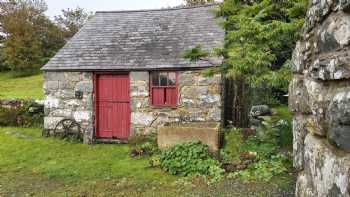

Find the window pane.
xmin=168 ymin=72 xmax=176 ymax=86
xmin=160 ymin=72 xmax=168 ymax=86
xmin=152 ymin=72 xmax=159 ymax=86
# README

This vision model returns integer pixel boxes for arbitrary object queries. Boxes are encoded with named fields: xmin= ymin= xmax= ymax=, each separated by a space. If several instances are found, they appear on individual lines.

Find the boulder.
xmin=250 ymin=105 xmax=271 ymax=117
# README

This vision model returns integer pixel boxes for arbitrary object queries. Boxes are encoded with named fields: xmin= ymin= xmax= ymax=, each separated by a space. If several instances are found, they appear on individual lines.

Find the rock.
xmin=73 ymin=111 xmax=92 ymax=122
xmin=289 ymin=76 xmax=312 ymax=113
xmin=328 ymin=91 xmax=350 ymax=151
xmin=44 ymin=96 xmax=60 ymax=109
xmin=340 ymin=0 xmax=350 ymax=12
xmin=75 ymin=81 xmax=93 ymax=93
xmin=317 ymin=12 xmax=350 ymax=50
xmin=45 ymin=81 xmax=59 ymax=90
xmin=309 ymin=57 xmax=350 ymax=80
xmin=6 ymin=131 xmax=33 ymax=140
xmin=198 ymin=95 xmax=220 ymax=106
xmin=295 ymin=134 xmax=350 ymax=197
xmin=131 ymin=112 xmax=154 ymax=126
xmin=291 ymin=42 xmax=306 ymax=73
xmin=250 ymin=105 xmax=271 ymax=117
xmin=44 ymin=117 xmax=64 ymax=130
xmin=293 ymin=115 xmax=308 ymax=171
xmin=291 ymin=0 xmax=350 ymax=195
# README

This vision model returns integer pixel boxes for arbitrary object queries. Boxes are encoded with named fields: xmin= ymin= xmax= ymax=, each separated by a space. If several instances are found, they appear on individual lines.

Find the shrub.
xmin=240 ymin=137 xmax=277 ymax=160
xmin=220 ymin=128 xmax=243 ymax=163
xmin=229 ymin=154 xmax=289 ymax=182
xmin=0 ymin=101 xmax=43 ymax=127
xmin=128 ymin=133 xmax=159 ymax=157
xmin=159 ymin=141 xmax=224 ymax=182
xmin=275 ymin=119 xmax=293 ymax=148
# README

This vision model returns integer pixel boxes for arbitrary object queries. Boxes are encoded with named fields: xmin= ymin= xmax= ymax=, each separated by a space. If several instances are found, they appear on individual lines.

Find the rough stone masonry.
xmin=43 ymin=70 xmax=221 ymax=143
xmin=289 ymin=0 xmax=350 ymax=196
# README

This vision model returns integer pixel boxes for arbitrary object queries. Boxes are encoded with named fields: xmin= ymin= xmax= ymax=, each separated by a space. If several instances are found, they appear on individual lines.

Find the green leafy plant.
xmin=0 ymin=101 xmax=43 ymax=127
xmin=128 ymin=133 xmax=159 ymax=157
xmin=159 ymin=141 xmax=224 ymax=183
xmin=220 ymin=128 xmax=243 ymax=163
xmin=229 ymin=153 xmax=289 ymax=182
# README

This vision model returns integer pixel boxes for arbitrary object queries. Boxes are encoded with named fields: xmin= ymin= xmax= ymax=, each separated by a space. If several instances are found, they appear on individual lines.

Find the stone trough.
xmin=157 ymin=122 xmax=220 ymax=152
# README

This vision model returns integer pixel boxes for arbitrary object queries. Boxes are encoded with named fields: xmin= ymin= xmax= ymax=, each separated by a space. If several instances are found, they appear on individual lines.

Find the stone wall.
xmin=130 ymin=70 xmax=221 ymax=135
xmin=289 ymin=0 xmax=350 ymax=196
xmin=43 ymin=70 xmax=221 ymax=142
xmin=43 ymin=72 xmax=94 ymax=143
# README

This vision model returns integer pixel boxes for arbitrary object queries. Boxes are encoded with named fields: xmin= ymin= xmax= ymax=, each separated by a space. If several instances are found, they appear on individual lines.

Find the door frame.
xmin=93 ymin=72 xmax=131 ymax=139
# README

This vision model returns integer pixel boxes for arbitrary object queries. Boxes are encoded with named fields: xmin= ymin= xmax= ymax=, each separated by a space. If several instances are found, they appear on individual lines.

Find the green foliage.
xmin=0 ymin=101 xmax=43 ymax=127
xmin=229 ymin=154 xmax=289 ymax=182
xmin=128 ymin=133 xmax=160 ymax=157
xmin=217 ymin=0 xmax=307 ymax=88
xmin=185 ymin=0 xmax=214 ymax=6
xmin=0 ymin=0 xmax=65 ymax=75
xmin=220 ymin=128 xmax=243 ymax=163
xmin=183 ymin=45 xmax=210 ymax=62
xmin=223 ymin=107 xmax=293 ymax=182
xmin=254 ymin=108 xmax=293 ymax=148
xmin=54 ymin=7 xmax=92 ymax=39
xmin=159 ymin=141 xmax=224 ymax=182
xmin=240 ymin=137 xmax=276 ymax=160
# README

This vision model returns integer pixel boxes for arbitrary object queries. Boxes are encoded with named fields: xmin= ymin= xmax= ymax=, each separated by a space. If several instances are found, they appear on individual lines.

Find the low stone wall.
xmin=0 ymin=99 xmax=44 ymax=127
xmin=130 ymin=70 xmax=222 ymax=135
xmin=289 ymin=0 xmax=350 ymax=196
xmin=0 ymin=99 xmax=43 ymax=109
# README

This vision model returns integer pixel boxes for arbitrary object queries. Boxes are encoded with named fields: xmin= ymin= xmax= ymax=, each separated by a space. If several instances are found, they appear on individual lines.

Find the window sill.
xmin=150 ymin=105 xmax=177 ymax=109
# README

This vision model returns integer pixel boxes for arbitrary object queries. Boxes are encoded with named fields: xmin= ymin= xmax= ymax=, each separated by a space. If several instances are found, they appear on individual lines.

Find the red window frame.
xmin=150 ymin=71 xmax=179 ymax=108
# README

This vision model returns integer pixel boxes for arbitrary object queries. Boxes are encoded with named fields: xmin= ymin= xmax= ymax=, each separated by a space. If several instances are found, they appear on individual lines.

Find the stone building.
xmin=289 ymin=0 xmax=350 ymax=196
xmin=41 ymin=4 xmax=224 ymax=146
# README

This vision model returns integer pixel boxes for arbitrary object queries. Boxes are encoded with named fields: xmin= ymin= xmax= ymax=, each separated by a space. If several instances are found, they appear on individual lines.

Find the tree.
xmin=185 ymin=0 xmax=308 ymax=126
xmin=0 ymin=0 xmax=65 ymax=75
xmin=55 ymin=7 xmax=92 ymax=40
xmin=185 ymin=0 xmax=214 ymax=6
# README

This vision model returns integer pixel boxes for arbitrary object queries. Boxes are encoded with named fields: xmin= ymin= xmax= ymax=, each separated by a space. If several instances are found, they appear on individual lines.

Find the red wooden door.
xmin=95 ymin=74 xmax=130 ymax=139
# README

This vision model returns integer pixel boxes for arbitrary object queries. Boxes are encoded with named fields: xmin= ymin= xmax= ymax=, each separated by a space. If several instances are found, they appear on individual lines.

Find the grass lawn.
xmin=0 ymin=72 xmax=44 ymax=100
xmin=0 ymin=127 xmax=296 ymax=197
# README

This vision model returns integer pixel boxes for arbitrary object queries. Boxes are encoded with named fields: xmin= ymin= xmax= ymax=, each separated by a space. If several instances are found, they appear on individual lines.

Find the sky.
xmin=45 ymin=0 xmax=186 ymax=18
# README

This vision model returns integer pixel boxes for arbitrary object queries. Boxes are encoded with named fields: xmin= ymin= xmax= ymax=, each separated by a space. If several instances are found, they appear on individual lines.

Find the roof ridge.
xmin=95 ymin=3 xmax=219 ymax=14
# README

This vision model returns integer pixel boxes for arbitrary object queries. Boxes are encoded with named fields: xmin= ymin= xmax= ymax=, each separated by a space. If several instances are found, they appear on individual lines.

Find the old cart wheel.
xmin=54 ymin=119 xmax=82 ymax=140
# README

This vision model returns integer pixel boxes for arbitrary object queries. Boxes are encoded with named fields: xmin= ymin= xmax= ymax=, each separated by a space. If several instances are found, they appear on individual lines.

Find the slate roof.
xmin=41 ymin=4 xmax=224 ymax=71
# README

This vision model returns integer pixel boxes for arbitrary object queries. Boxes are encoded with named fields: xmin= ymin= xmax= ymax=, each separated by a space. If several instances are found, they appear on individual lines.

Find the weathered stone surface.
xmin=44 ymin=117 xmax=64 ymax=130
xmin=293 ymin=115 xmax=308 ymax=171
xmin=296 ymin=134 xmax=350 ymax=197
xmin=328 ymin=91 xmax=350 ymax=151
xmin=318 ymin=12 xmax=350 ymax=50
xmin=73 ymin=111 xmax=92 ymax=122
xmin=75 ymin=81 xmax=93 ymax=93
xmin=289 ymin=76 xmax=312 ymax=113
xmin=292 ymin=42 xmax=307 ymax=73
xmin=43 ymin=71 xmax=93 ymax=143
xmin=158 ymin=122 xmax=220 ymax=152
xmin=131 ymin=112 xmax=154 ymax=126
xmin=292 ymin=1 xmax=350 ymax=195
xmin=130 ymin=71 xmax=221 ymax=135
xmin=250 ymin=105 xmax=271 ymax=117
xmin=45 ymin=81 xmax=59 ymax=90
xmin=44 ymin=70 xmax=221 ymax=144
xmin=309 ymin=56 xmax=350 ymax=80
